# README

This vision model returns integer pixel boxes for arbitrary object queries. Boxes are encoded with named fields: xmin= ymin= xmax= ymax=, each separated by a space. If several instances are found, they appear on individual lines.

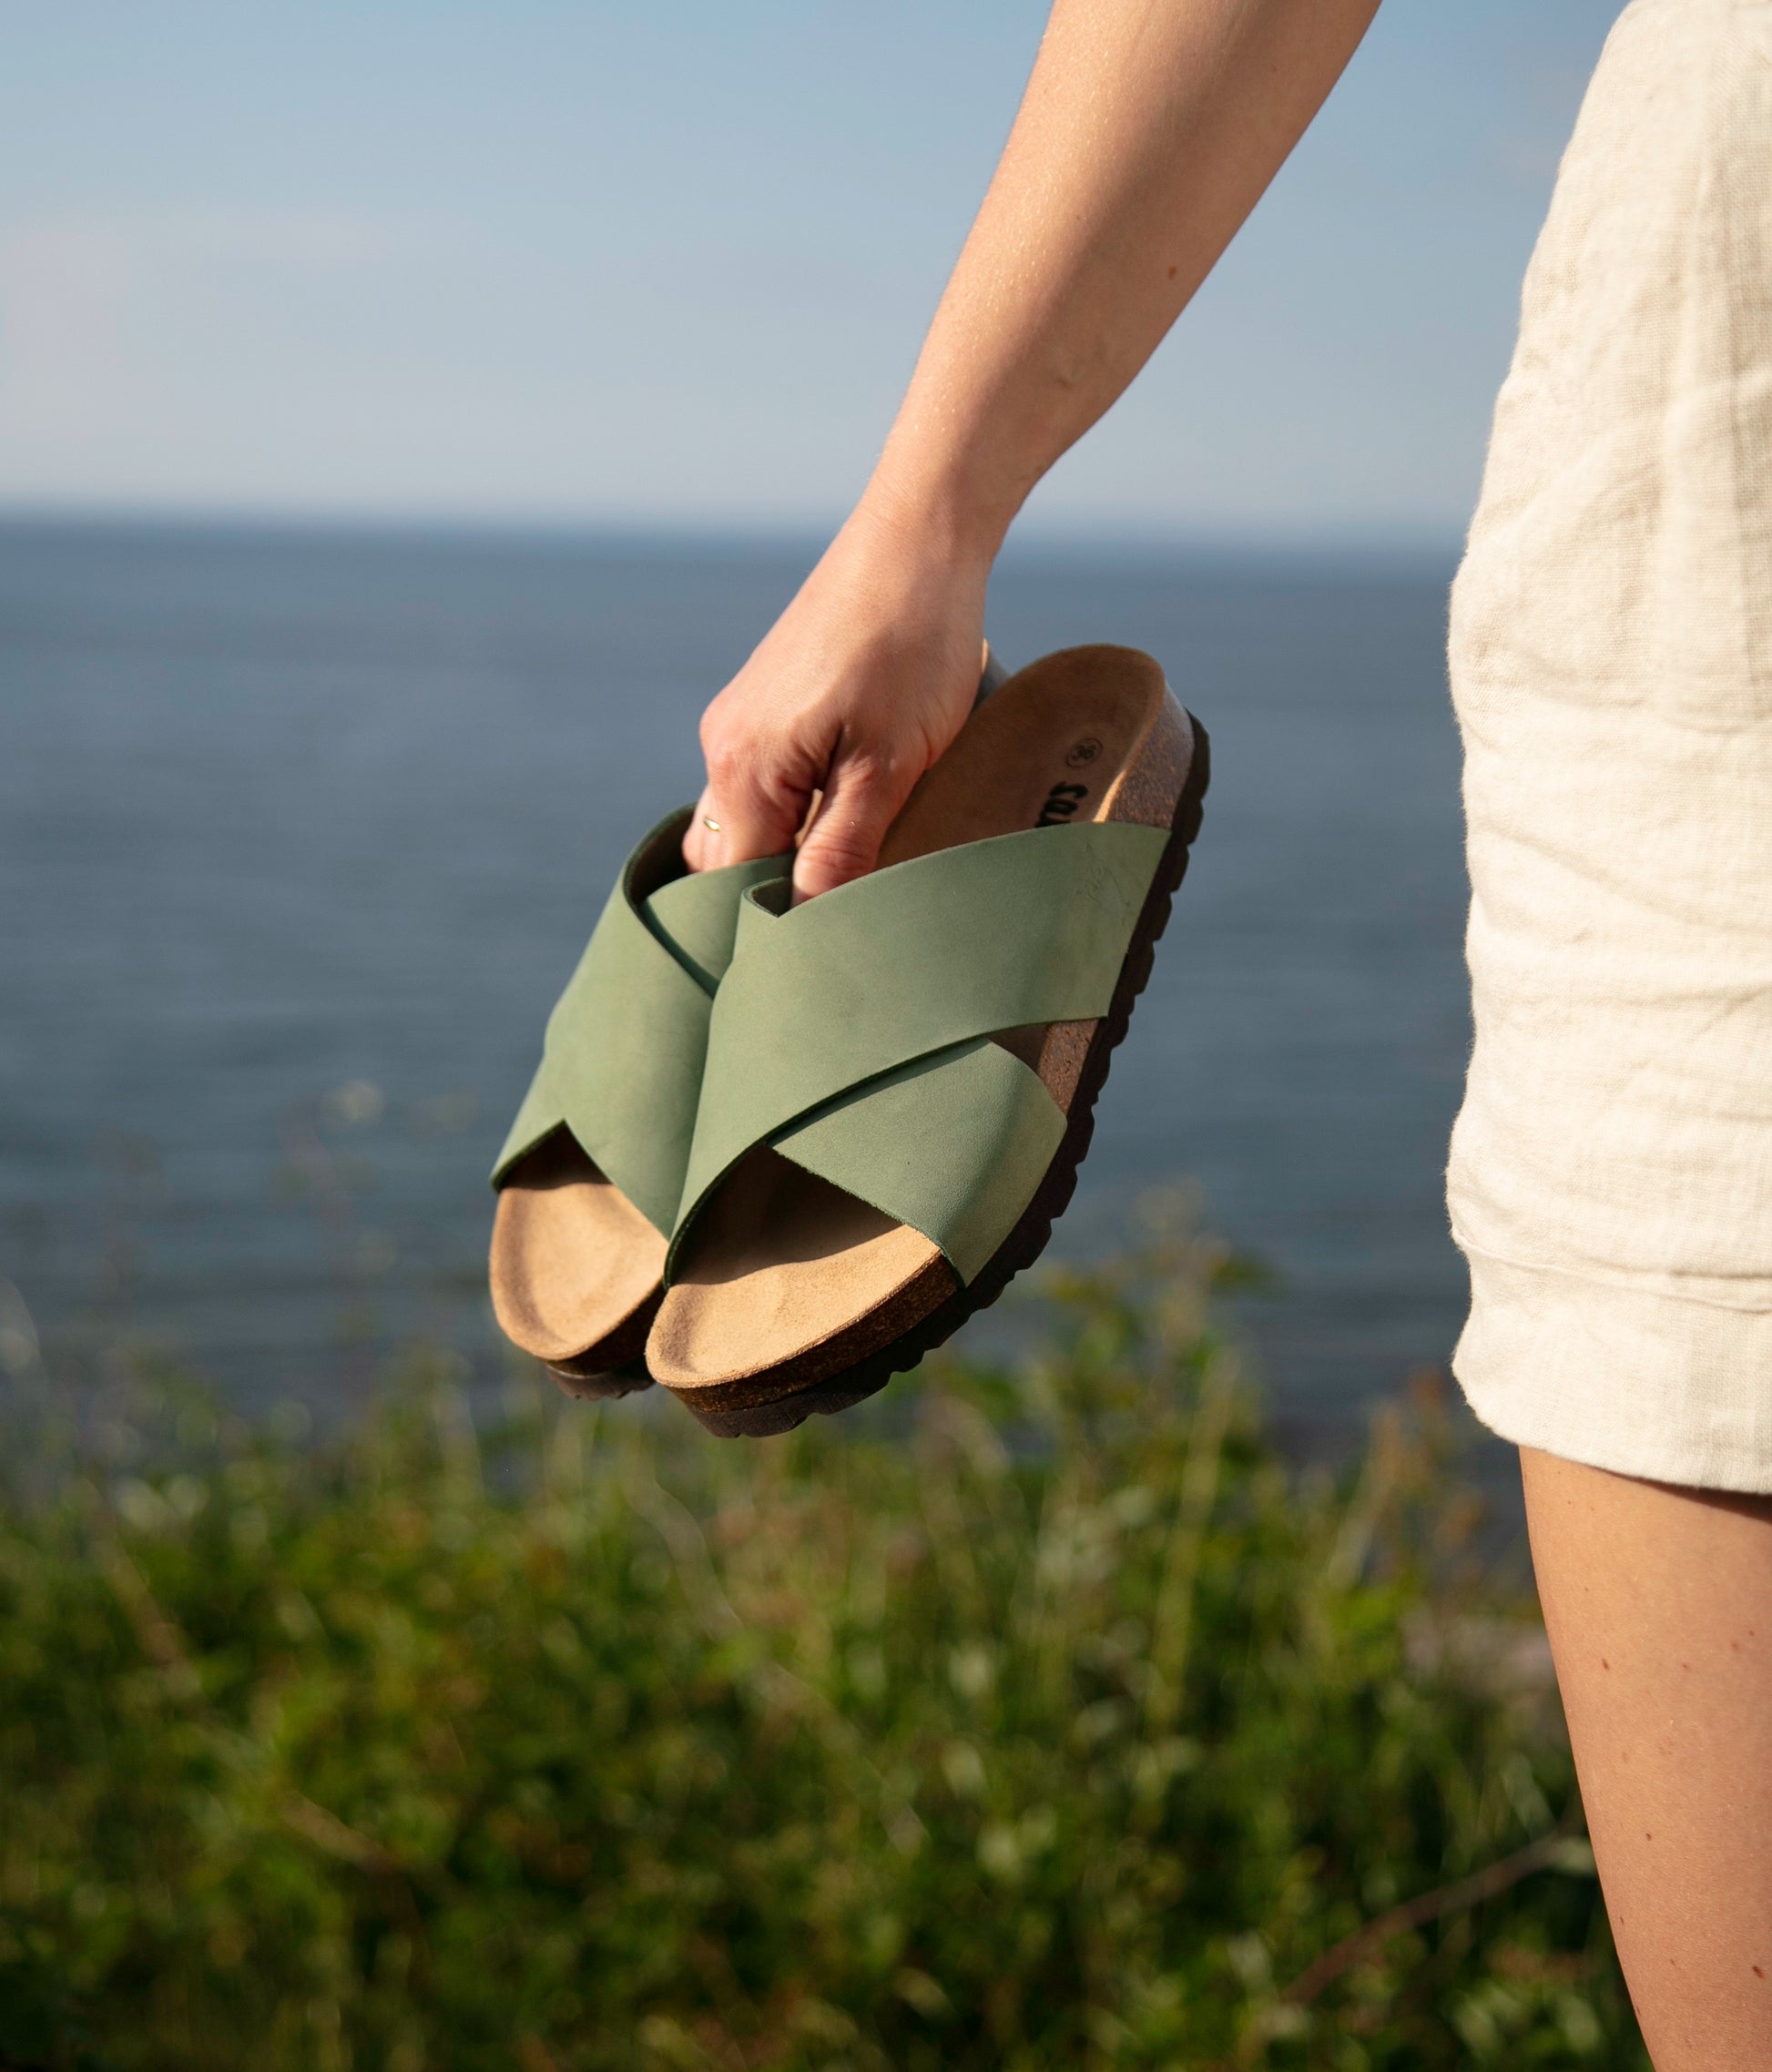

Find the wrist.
xmin=853 ymin=446 xmax=1020 ymax=576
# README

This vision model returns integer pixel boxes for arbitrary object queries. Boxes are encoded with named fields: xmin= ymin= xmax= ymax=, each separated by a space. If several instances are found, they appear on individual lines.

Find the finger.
xmin=696 ymin=771 xmax=807 ymax=872
xmin=791 ymin=752 xmax=916 ymax=901
xmin=681 ymin=787 xmax=721 ymax=873
xmin=688 ymin=744 xmax=810 ymax=873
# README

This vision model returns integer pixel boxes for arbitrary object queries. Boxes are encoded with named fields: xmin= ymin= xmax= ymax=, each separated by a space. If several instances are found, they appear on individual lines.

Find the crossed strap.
xmin=492 ymin=809 xmax=785 ymax=1234
xmin=667 ymin=820 xmax=1170 ymax=1285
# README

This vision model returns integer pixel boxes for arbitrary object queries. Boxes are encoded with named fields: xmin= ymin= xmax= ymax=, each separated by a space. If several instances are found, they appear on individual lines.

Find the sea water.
xmin=0 ymin=520 xmax=1470 ymax=1447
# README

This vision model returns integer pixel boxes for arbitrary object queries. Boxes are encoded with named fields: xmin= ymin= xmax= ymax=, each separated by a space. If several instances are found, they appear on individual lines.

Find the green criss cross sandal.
xmin=489 ymin=814 xmax=786 ymax=1394
xmin=646 ymin=645 xmax=1208 ymax=1436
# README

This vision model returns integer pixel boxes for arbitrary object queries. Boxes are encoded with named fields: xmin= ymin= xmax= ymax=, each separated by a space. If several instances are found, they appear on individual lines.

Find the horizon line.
xmin=0 ymin=498 xmax=1465 ymax=564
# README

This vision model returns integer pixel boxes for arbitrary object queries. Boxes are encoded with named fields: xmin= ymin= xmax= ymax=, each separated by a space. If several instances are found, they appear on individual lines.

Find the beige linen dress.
xmin=1449 ymin=0 xmax=1772 ymax=1489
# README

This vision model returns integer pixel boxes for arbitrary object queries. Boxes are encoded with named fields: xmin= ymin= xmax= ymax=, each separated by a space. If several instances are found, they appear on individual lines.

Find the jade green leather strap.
xmin=493 ymin=809 xmax=785 ymax=1234
xmin=774 ymin=1036 xmax=1068 ymax=1283
xmin=668 ymin=819 xmax=1168 ymax=1281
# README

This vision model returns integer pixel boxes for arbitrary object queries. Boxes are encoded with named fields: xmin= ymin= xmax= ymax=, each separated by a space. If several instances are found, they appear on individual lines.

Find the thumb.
xmin=791 ymin=752 xmax=917 ymax=901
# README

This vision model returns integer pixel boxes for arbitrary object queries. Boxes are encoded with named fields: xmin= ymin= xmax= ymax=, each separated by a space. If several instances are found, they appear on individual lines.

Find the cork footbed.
xmin=647 ymin=645 xmax=1195 ymax=1422
xmin=489 ymin=1131 xmax=665 ymax=1390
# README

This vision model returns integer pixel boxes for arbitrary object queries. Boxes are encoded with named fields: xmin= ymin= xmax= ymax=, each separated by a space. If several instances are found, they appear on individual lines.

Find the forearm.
xmin=863 ymin=0 xmax=1381 ymax=562
xmin=688 ymin=0 xmax=1378 ymax=891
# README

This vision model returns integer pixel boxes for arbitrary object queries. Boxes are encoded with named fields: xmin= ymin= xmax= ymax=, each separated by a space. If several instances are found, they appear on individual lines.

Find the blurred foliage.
xmin=0 ymin=1216 xmax=1645 ymax=2071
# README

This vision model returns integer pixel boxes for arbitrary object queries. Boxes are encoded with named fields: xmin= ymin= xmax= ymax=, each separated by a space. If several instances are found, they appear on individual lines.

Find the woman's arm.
xmin=687 ymin=0 xmax=1380 ymax=896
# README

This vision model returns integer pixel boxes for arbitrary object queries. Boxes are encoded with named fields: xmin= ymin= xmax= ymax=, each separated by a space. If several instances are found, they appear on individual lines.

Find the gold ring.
xmin=702 ymin=815 xmax=721 ymax=833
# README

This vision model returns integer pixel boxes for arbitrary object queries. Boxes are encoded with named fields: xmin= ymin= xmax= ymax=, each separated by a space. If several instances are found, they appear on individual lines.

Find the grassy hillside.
xmin=0 ymin=1224 xmax=1645 ymax=2069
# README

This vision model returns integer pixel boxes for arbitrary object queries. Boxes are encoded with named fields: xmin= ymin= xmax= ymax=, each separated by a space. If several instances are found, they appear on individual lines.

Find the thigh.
xmin=1522 ymin=1447 xmax=1772 ymax=2070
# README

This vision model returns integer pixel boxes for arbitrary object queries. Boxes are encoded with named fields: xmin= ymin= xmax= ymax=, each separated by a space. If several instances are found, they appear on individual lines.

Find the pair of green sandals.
xmin=490 ymin=645 xmax=1207 ymax=1437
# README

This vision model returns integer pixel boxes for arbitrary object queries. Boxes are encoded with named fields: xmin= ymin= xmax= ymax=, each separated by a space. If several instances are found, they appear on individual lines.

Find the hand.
xmin=683 ymin=500 xmax=990 ymax=899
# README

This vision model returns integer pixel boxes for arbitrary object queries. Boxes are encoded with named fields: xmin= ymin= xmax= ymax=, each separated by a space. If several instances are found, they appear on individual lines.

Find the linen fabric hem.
xmin=1452 ymin=1242 xmax=1772 ymax=1495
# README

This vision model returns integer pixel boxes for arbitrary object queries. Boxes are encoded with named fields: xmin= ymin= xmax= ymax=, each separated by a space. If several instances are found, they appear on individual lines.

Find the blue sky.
xmin=0 ymin=1 xmax=1623 ymax=542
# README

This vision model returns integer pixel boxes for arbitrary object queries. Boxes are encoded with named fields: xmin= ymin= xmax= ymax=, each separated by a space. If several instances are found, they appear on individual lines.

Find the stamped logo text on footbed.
xmin=1037 ymin=781 xmax=1089 ymax=827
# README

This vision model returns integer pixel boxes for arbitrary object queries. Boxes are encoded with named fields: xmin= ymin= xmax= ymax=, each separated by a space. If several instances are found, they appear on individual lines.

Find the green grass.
xmin=0 ymin=1220 xmax=1645 ymax=2070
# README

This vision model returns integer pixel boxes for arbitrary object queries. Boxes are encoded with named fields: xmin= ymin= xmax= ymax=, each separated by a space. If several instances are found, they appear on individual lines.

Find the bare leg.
xmin=1522 ymin=1447 xmax=1772 ymax=2068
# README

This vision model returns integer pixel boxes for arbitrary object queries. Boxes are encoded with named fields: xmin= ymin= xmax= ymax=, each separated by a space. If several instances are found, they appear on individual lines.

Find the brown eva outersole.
xmin=682 ymin=713 xmax=1211 ymax=1439
xmin=549 ymin=1358 xmax=655 ymax=1400
xmin=537 ymin=1288 xmax=660 ymax=1399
